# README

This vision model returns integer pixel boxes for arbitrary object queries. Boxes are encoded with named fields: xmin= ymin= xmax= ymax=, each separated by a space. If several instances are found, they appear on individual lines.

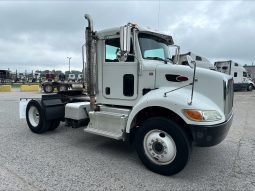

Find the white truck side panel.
xmin=125 ymin=87 xmax=225 ymax=133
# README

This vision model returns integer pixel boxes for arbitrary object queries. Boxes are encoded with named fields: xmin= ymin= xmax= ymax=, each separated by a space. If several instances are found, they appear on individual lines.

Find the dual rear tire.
xmin=26 ymin=100 xmax=60 ymax=134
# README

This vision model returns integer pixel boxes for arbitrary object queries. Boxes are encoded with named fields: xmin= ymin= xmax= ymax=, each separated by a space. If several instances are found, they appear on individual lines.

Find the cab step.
xmin=84 ymin=106 xmax=130 ymax=140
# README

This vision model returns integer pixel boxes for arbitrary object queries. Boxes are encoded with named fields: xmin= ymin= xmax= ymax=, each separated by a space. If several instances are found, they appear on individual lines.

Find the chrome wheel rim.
xmin=28 ymin=106 xmax=39 ymax=127
xmin=143 ymin=129 xmax=176 ymax=165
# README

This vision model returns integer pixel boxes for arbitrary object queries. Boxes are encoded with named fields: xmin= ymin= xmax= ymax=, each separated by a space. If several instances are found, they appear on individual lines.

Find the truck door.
xmin=102 ymin=37 xmax=138 ymax=100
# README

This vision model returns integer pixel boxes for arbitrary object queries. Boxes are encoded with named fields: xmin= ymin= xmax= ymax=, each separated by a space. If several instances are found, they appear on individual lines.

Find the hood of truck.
xmin=155 ymin=64 xmax=233 ymax=120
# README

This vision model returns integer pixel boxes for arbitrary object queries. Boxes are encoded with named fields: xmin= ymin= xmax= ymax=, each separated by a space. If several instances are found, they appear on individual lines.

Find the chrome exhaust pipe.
xmin=84 ymin=14 xmax=97 ymax=111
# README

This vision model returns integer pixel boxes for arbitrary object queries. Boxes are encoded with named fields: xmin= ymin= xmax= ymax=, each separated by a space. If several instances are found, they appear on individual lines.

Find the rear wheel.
xmin=26 ymin=100 xmax=51 ymax=134
xmin=57 ymin=84 xmax=67 ymax=92
xmin=48 ymin=120 xmax=60 ymax=131
xmin=43 ymin=83 xmax=54 ymax=93
xmin=135 ymin=117 xmax=191 ymax=175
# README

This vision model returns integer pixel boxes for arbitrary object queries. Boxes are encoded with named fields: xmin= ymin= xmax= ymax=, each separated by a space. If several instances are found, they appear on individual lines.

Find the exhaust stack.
xmin=84 ymin=14 xmax=97 ymax=111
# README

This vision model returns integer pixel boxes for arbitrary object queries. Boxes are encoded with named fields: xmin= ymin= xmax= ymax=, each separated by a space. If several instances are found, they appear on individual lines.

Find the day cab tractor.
xmin=20 ymin=14 xmax=234 ymax=175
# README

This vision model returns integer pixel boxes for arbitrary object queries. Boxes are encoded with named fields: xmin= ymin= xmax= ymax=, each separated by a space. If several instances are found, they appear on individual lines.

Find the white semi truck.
xmin=215 ymin=60 xmax=254 ymax=91
xmin=20 ymin=15 xmax=234 ymax=175
xmin=179 ymin=52 xmax=215 ymax=70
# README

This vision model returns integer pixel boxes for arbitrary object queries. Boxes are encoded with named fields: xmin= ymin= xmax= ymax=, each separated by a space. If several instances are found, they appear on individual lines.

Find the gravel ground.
xmin=0 ymin=91 xmax=254 ymax=191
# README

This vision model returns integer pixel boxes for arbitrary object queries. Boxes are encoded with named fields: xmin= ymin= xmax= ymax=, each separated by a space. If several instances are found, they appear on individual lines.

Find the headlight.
xmin=183 ymin=109 xmax=222 ymax=122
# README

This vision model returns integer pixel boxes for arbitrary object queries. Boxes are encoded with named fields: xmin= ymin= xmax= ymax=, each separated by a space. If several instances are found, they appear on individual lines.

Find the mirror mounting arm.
xmin=188 ymin=60 xmax=197 ymax=105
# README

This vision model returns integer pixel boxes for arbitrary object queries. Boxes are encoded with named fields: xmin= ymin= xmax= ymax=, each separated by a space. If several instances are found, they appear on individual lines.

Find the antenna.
xmin=157 ymin=0 xmax=160 ymax=30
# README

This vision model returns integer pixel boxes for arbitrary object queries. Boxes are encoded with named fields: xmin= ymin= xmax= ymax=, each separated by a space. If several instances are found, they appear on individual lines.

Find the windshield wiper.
xmin=144 ymin=57 xmax=168 ymax=64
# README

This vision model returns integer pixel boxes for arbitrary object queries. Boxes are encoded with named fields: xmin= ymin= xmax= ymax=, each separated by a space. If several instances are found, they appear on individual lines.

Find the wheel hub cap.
xmin=59 ymin=86 xmax=66 ymax=91
xmin=46 ymin=85 xmax=52 ymax=92
xmin=28 ymin=106 xmax=39 ymax=127
xmin=143 ymin=129 xmax=177 ymax=165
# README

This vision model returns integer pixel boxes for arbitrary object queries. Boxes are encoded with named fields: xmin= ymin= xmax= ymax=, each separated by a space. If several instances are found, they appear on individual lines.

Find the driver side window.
xmin=105 ymin=38 xmax=134 ymax=62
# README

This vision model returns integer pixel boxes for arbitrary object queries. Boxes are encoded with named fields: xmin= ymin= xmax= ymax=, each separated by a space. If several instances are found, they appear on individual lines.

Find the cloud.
xmin=0 ymin=0 xmax=254 ymax=72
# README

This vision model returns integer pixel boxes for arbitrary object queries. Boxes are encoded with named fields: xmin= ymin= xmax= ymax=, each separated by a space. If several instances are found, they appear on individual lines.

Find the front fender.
xmin=125 ymin=87 xmax=225 ymax=133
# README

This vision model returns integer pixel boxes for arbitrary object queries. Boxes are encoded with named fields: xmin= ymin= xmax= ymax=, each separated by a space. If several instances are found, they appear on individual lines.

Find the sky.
xmin=0 ymin=0 xmax=255 ymax=73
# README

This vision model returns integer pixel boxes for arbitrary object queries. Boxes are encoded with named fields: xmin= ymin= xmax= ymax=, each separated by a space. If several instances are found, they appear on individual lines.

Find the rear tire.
xmin=135 ymin=117 xmax=191 ymax=176
xmin=57 ymin=84 xmax=67 ymax=92
xmin=26 ymin=100 xmax=51 ymax=134
xmin=43 ymin=83 xmax=54 ymax=93
xmin=48 ymin=120 xmax=60 ymax=131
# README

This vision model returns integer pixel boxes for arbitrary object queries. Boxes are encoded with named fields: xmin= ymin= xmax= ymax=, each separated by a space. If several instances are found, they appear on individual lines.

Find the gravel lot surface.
xmin=0 ymin=91 xmax=254 ymax=191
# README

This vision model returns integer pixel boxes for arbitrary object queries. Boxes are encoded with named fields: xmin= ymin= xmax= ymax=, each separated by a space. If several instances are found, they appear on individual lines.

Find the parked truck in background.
xmin=20 ymin=14 xmax=234 ymax=175
xmin=42 ymin=72 xmax=84 ymax=93
xmin=178 ymin=52 xmax=216 ymax=70
xmin=77 ymin=74 xmax=83 ymax=82
xmin=68 ymin=73 xmax=76 ymax=82
xmin=215 ymin=60 xmax=254 ymax=91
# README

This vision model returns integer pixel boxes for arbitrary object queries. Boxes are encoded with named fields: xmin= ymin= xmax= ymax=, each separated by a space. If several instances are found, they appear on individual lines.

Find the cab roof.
xmin=97 ymin=25 xmax=174 ymax=45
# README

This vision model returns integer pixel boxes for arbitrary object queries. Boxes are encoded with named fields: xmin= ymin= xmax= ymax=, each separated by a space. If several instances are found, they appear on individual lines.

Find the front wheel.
xmin=135 ymin=117 xmax=191 ymax=175
xmin=247 ymin=84 xmax=253 ymax=91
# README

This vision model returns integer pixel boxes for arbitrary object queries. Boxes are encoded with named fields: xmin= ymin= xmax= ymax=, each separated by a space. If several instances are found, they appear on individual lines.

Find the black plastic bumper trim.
xmin=189 ymin=114 xmax=233 ymax=147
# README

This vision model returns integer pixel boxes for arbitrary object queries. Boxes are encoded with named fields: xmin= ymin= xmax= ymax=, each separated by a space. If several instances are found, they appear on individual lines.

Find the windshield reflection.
xmin=138 ymin=33 xmax=172 ymax=63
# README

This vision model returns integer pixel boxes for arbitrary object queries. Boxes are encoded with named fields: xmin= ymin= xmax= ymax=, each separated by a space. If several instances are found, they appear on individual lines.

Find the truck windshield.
xmin=138 ymin=33 xmax=171 ymax=62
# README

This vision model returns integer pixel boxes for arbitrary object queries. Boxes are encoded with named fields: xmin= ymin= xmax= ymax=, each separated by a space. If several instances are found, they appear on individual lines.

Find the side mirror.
xmin=120 ymin=25 xmax=131 ymax=53
xmin=173 ymin=46 xmax=180 ymax=64
xmin=186 ymin=55 xmax=196 ymax=68
xmin=169 ymin=45 xmax=180 ymax=64
xmin=116 ymin=48 xmax=128 ymax=62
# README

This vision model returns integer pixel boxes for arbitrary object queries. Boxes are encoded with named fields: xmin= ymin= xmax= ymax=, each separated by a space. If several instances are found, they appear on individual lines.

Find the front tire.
xmin=247 ymin=84 xmax=253 ymax=91
xmin=135 ymin=117 xmax=191 ymax=175
xmin=26 ymin=100 xmax=51 ymax=134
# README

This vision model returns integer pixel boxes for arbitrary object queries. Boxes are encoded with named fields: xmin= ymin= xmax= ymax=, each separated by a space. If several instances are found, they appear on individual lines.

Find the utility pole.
xmin=67 ymin=57 xmax=72 ymax=73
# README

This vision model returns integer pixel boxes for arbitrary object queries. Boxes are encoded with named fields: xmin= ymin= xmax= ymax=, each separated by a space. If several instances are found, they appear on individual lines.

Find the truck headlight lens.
xmin=183 ymin=109 xmax=222 ymax=122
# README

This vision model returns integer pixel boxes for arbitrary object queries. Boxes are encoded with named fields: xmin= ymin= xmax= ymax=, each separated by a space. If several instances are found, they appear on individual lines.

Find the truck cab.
xmin=179 ymin=52 xmax=216 ymax=70
xmin=21 ymin=15 xmax=234 ymax=176
xmin=68 ymin=73 xmax=76 ymax=82
xmin=215 ymin=60 xmax=253 ymax=91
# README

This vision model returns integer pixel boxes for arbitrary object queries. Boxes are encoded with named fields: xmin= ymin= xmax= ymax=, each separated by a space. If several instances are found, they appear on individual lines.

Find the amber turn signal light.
xmin=183 ymin=110 xmax=203 ymax=122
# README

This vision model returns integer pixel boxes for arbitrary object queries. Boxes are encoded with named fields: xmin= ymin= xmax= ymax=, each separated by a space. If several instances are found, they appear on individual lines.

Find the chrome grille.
xmin=224 ymin=78 xmax=234 ymax=119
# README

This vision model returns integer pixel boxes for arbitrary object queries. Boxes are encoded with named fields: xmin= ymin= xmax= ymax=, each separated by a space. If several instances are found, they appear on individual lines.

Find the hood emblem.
xmin=165 ymin=74 xmax=189 ymax=82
